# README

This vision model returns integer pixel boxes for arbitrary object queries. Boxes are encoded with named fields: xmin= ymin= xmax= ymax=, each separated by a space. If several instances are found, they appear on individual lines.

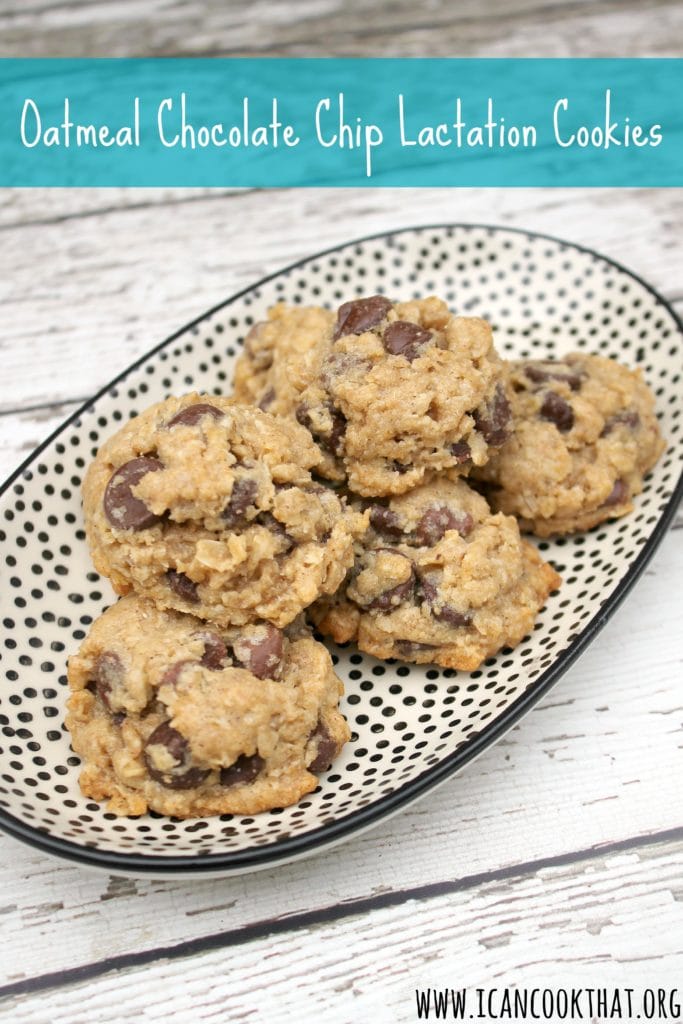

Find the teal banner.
xmin=0 ymin=59 xmax=681 ymax=186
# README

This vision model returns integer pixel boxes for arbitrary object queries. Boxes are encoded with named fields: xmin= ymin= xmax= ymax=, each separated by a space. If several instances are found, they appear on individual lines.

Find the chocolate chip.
xmin=219 ymin=753 xmax=265 ymax=787
xmin=540 ymin=391 xmax=574 ymax=432
xmin=93 ymin=651 xmax=124 ymax=709
xmin=295 ymin=403 xmax=312 ymax=429
xmin=255 ymin=511 xmax=295 ymax=553
xmin=326 ymin=406 xmax=347 ymax=456
xmin=417 ymin=573 xmax=438 ymax=605
xmin=196 ymin=632 xmax=228 ymax=670
xmin=258 ymin=387 xmax=275 ymax=411
xmin=434 ymin=605 xmax=472 ymax=627
xmin=418 ymin=573 xmax=472 ymax=627
xmin=112 ymin=712 xmax=126 ymax=727
xmin=166 ymin=569 xmax=199 ymax=604
xmin=601 ymin=410 xmax=640 ymax=436
xmin=450 ymin=441 xmax=472 ymax=464
xmin=524 ymin=362 xmax=585 ymax=391
xmin=396 ymin=641 xmax=437 ymax=657
xmin=308 ymin=719 xmax=338 ymax=772
xmin=368 ymin=553 xmax=415 ymax=611
xmin=103 ymin=457 xmax=164 ymax=531
xmin=296 ymin=401 xmax=346 ymax=456
xmin=222 ymin=478 xmax=258 ymax=527
xmin=382 ymin=321 xmax=432 ymax=362
xmin=415 ymin=506 xmax=474 ymax=545
xmin=474 ymin=384 xmax=512 ymax=447
xmin=369 ymin=505 xmax=404 ymax=538
xmin=165 ymin=403 xmax=223 ymax=428
xmin=602 ymin=479 xmax=629 ymax=507
xmin=333 ymin=295 xmax=392 ymax=340
xmin=159 ymin=660 xmax=196 ymax=687
xmin=144 ymin=722 xmax=209 ymax=790
xmin=369 ymin=576 xmax=415 ymax=611
xmin=256 ymin=511 xmax=284 ymax=533
xmin=233 ymin=624 xmax=284 ymax=679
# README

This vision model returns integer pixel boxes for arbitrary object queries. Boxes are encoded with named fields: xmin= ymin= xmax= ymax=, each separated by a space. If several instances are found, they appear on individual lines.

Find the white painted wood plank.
xmin=1 ymin=188 xmax=681 ymax=415
xmin=0 ymin=525 xmax=680 ymax=983
xmin=0 ymin=401 xmax=84 ymax=483
xmin=0 ymin=0 xmax=680 ymax=57
xmin=4 ymin=838 xmax=682 ymax=1022
xmin=0 ymin=188 xmax=244 ymax=231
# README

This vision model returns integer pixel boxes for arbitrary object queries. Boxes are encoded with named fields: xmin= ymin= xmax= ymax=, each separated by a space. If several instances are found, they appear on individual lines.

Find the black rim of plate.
xmin=0 ymin=222 xmax=681 ymax=875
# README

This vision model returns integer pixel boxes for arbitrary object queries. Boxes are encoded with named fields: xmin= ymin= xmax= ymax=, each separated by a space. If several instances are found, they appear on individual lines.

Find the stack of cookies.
xmin=67 ymin=401 xmax=366 ymax=817
xmin=67 ymin=294 xmax=665 ymax=818
xmin=234 ymin=295 xmax=662 ymax=665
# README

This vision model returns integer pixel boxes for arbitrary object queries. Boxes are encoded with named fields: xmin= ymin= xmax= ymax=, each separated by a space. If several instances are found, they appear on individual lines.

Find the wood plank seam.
xmin=1 ymin=824 xmax=681 ymax=1003
xmin=0 ymin=188 xmax=257 ymax=233
xmin=0 ymin=398 xmax=89 ymax=420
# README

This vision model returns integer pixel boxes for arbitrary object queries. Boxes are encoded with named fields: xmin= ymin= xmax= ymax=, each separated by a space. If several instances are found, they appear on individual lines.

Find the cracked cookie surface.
xmin=83 ymin=394 xmax=368 ymax=626
xmin=475 ymin=354 xmax=666 ymax=536
xmin=66 ymin=596 xmax=350 ymax=817
xmin=233 ymin=297 xmax=511 ymax=496
xmin=309 ymin=478 xmax=561 ymax=671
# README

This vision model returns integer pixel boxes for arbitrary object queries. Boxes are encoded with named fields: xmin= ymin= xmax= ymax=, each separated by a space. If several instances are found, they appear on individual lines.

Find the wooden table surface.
xmin=1 ymin=4 xmax=682 ymax=1022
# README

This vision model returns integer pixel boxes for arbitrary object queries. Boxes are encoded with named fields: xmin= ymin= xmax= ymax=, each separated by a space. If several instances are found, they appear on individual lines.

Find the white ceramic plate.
xmin=0 ymin=224 xmax=681 ymax=878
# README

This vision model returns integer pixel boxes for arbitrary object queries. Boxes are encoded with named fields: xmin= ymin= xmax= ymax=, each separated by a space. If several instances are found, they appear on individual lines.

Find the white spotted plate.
xmin=0 ymin=224 xmax=681 ymax=878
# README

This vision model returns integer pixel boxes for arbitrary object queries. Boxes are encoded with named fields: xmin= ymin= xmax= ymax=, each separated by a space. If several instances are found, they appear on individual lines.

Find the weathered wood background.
xmin=0 ymin=2 xmax=681 ymax=1022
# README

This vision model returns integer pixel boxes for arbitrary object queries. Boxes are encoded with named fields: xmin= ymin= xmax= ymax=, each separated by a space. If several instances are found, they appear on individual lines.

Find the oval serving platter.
xmin=0 ymin=224 xmax=681 ymax=878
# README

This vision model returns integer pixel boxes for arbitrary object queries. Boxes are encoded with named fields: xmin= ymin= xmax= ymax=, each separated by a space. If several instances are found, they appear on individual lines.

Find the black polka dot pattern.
xmin=0 ymin=225 xmax=681 ymax=869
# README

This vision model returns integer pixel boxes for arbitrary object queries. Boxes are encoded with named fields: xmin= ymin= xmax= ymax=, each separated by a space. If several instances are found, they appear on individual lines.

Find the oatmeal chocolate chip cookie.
xmin=83 ymin=394 xmax=368 ymax=627
xmin=66 ymin=596 xmax=350 ymax=817
xmin=474 ymin=354 xmax=666 ymax=537
xmin=233 ymin=303 xmax=337 ymax=453
xmin=309 ymin=478 xmax=560 ymax=671
xmin=233 ymin=296 xmax=511 ymax=495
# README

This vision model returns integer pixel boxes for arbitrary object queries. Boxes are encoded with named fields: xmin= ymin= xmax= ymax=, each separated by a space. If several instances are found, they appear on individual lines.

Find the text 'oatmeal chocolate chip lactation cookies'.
xmin=310 ymin=477 xmax=561 ymax=671
xmin=83 ymin=394 xmax=368 ymax=627
xmin=233 ymin=296 xmax=512 ymax=496
xmin=475 ymin=354 xmax=666 ymax=537
xmin=66 ymin=596 xmax=350 ymax=817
